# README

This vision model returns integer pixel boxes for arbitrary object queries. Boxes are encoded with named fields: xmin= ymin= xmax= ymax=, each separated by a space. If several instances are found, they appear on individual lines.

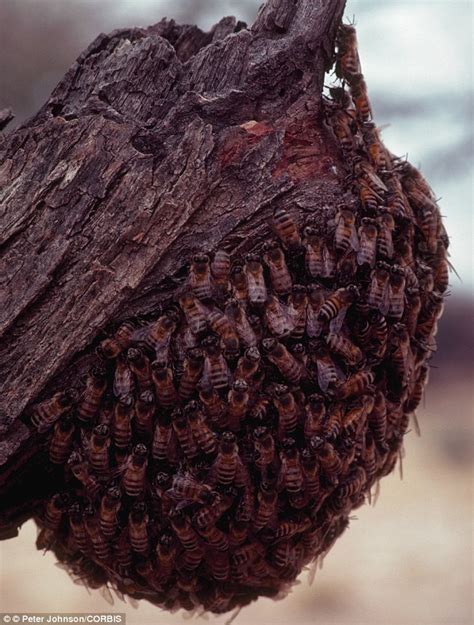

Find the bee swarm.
xmin=31 ymin=24 xmax=448 ymax=614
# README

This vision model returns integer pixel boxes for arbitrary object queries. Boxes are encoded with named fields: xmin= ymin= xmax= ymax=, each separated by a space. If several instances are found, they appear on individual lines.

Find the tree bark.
xmin=0 ymin=0 xmax=346 ymax=533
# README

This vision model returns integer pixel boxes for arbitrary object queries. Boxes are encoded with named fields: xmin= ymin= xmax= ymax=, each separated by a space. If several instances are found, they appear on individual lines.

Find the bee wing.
xmin=100 ymin=584 xmax=115 ymax=606
xmin=379 ymin=283 xmax=390 ymax=316
xmin=131 ymin=325 xmax=150 ymax=343
xmin=350 ymin=225 xmax=360 ymax=252
xmin=322 ymin=244 xmax=336 ymax=277
xmin=329 ymin=308 xmax=348 ymax=334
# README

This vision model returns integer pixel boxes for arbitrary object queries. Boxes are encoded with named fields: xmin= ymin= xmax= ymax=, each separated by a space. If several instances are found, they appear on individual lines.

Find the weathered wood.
xmin=0 ymin=0 xmax=346 ymax=530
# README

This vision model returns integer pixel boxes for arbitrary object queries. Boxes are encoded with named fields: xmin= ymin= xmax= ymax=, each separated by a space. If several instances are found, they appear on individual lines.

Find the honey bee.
xmin=350 ymin=73 xmax=372 ymax=121
xmin=155 ymin=533 xmax=177 ymax=583
xmin=262 ymin=338 xmax=302 ymax=385
xmin=193 ymin=491 xmax=234 ymax=529
xmin=225 ymin=299 xmax=258 ymax=348
xmin=288 ymin=285 xmax=307 ymax=339
xmin=123 ymin=443 xmax=148 ymax=497
xmin=264 ymin=294 xmax=294 ymax=337
xmin=357 ymin=217 xmax=378 ymax=267
xmin=274 ymin=515 xmax=312 ymax=540
xmin=234 ymin=346 xmax=261 ymax=383
xmin=253 ymin=426 xmax=276 ymax=473
xmin=77 ymin=367 xmax=107 ymax=423
xmin=326 ymin=332 xmax=364 ymax=367
xmin=145 ymin=311 xmax=178 ymax=360
xmin=206 ymin=548 xmax=230 ymax=581
xmin=151 ymin=413 xmax=173 ymax=462
xmin=272 ymin=207 xmax=301 ymax=249
xmin=228 ymin=519 xmax=249 ymax=547
xmin=170 ymin=510 xmax=204 ymax=570
xmin=311 ymin=439 xmax=343 ymax=485
xmin=263 ymin=240 xmax=293 ymax=295
xmin=342 ymin=394 xmax=374 ymax=432
xmin=387 ymin=265 xmax=406 ymax=320
xmin=337 ymin=249 xmax=358 ymax=285
xmin=31 ymin=389 xmax=76 ymax=433
xmin=98 ymin=321 xmax=135 ymax=359
xmin=318 ymin=285 xmax=359 ymax=329
xmin=244 ymin=254 xmax=267 ymax=306
xmin=89 ymin=424 xmax=111 ymax=473
xmin=68 ymin=453 xmax=102 ymax=499
xmin=127 ymin=347 xmax=152 ymax=392
xmin=335 ymin=369 xmax=375 ymax=399
xmin=43 ymin=493 xmax=69 ymax=530
xmin=184 ymin=401 xmax=217 ymax=456
xmin=336 ymin=466 xmax=367 ymax=500
xmin=334 ymin=209 xmax=359 ymax=254
xmin=254 ymin=482 xmax=278 ymax=531
xmin=210 ymin=432 xmax=240 ymax=486
xmin=172 ymin=409 xmax=199 ymax=460
xmin=128 ymin=502 xmax=149 ymax=555
xmin=404 ymin=363 xmax=429 ymax=413
xmin=306 ymin=284 xmax=326 ymax=338
xmin=279 ymin=438 xmax=304 ymax=496
xmin=151 ymin=360 xmax=178 ymax=407
xmin=353 ymin=157 xmax=388 ymax=195
xmin=300 ymin=449 xmax=321 ymax=499
xmin=112 ymin=393 xmax=134 ymax=454
xmin=210 ymin=249 xmax=231 ymax=290
xmin=321 ymin=402 xmax=343 ymax=440
xmin=195 ymin=519 xmax=229 ymax=552
xmin=390 ymin=322 xmax=414 ymax=388
xmin=336 ymin=24 xmax=361 ymax=80
xmin=176 ymin=348 xmax=202 ymax=401
xmin=361 ymin=431 xmax=377 ymax=486
xmin=327 ymin=107 xmax=357 ymax=152
xmin=304 ymin=394 xmax=326 ymax=440
xmin=303 ymin=227 xmax=337 ymax=279
xmin=84 ymin=505 xmax=111 ymax=561
xmin=206 ymin=309 xmax=240 ymax=358
xmin=189 ymin=254 xmax=213 ymax=300
xmin=68 ymin=503 xmax=89 ymax=553
xmin=367 ymin=310 xmax=388 ymax=361
xmin=134 ymin=390 xmax=155 ymax=440
xmin=362 ymin=122 xmax=389 ymax=170
xmin=99 ymin=486 xmax=121 ymax=539
xmin=376 ymin=211 xmax=395 ymax=259
xmin=179 ymin=292 xmax=208 ymax=335
xmin=202 ymin=335 xmax=231 ymax=390
xmin=368 ymin=391 xmax=388 ymax=451
xmin=198 ymin=381 xmax=226 ymax=424
xmin=417 ymin=262 xmax=435 ymax=294
xmin=230 ymin=265 xmax=249 ymax=302
xmin=49 ymin=416 xmax=75 ymax=464
xmin=114 ymin=527 xmax=133 ymax=577
xmin=368 ymin=261 xmax=391 ymax=314
xmin=168 ymin=472 xmax=214 ymax=505
xmin=432 ymin=242 xmax=449 ymax=294
xmin=358 ymin=183 xmax=381 ymax=213
xmin=313 ymin=347 xmax=339 ymax=394
xmin=227 ymin=380 xmax=249 ymax=432
xmin=273 ymin=384 xmax=298 ymax=439
xmin=113 ymin=354 xmax=134 ymax=399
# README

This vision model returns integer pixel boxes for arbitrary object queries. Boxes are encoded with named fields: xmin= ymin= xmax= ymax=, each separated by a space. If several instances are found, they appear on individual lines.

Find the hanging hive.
xmin=26 ymin=22 xmax=449 ymax=614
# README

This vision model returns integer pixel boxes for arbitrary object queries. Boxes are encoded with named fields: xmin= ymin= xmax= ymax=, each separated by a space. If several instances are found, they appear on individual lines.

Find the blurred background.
xmin=0 ymin=1 xmax=472 ymax=624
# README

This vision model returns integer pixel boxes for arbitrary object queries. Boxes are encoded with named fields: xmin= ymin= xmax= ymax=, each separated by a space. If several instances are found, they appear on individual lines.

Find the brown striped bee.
xmin=254 ymin=482 xmax=278 ymax=531
xmin=134 ymin=390 xmax=155 ymax=440
xmin=390 ymin=322 xmax=414 ymax=388
xmin=68 ymin=453 xmax=102 ymax=499
xmin=98 ymin=321 xmax=135 ymax=359
xmin=113 ymin=354 xmax=134 ymax=399
xmin=303 ymin=227 xmax=337 ymax=280
xmin=334 ymin=209 xmax=359 ymax=254
xmin=362 ymin=122 xmax=389 ymax=170
xmin=194 ymin=519 xmax=229 ymax=552
xmin=155 ymin=533 xmax=177 ymax=584
xmin=272 ymin=207 xmax=301 ymax=249
xmin=89 ymin=424 xmax=111 ymax=473
xmin=84 ymin=506 xmax=111 ymax=561
xmin=31 ymin=389 xmax=77 ymax=433
xmin=264 ymin=294 xmax=294 ymax=337
xmin=313 ymin=347 xmax=339 ymax=394
xmin=388 ymin=265 xmax=406 ymax=319
xmin=336 ymin=369 xmax=375 ymax=399
xmin=68 ymin=503 xmax=89 ymax=553
xmin=189 ymin=254 xmax=213 ymax=300
xmin=170 ymin=510 xmax=204 ymax=569
xmin=123 ymin=443 xmax=148 ymax=497
xmin=179 ymin=292 xmax=208 ymax=335
xmin=376 ymin=211 xmax=395 ymax=259
xmin=184 ymin=401 xmax=217 ymax=456
xmin=350 ymin=73 xmax=372 ymax=121
xmin=99 ymin=486 xmax=121 ymax=539
xmin=263 ymin=240 xmax=293 ymax=295
xmin=368 ymin=391 xmax=388 ymax=452
xmin=288 ymin=285 xmax=308 ymax=339
xmin=145 ymin=311 xmax=178 ymax=360
xmin=168 ymin=473 xmax=214 ymax=505
xmin=318 ymin=285 xmax=359 ymax=328
xmin=368 ymin=261 xmax=391 ymax=314
xmin=327 ymin=107 xmax=357 ymax=152
xmin=127 ymin=347 xmax=152 ymax=392
xmin=128 ymin=502 xmax=149 ymax=555
xmin=210 ymin=432 xmax=240 ymax=487
xmin=77 ymin=367 xmax=107 ymax=423
xmin=273 ymin=384 xmax=298 ymax=439
xmin=202 ymin=335 xmax=231 ymax=390
xmin=234 ymin=346 xmax=261 ymax=383
xmin=326 ymin=332 xmax=364 ymax=367
xmin=229 ymin=265 xmax=248 ymax=302
xmin=404 ymin=363 xmax=429 ymax=413
xmin=225 ymin=299 xmax=258 ymax=348
xmin=262 ymin=338 xmax=302 ymax=385
xmin=49 ymin=416 xmax=75 ymax=465
xmin=279 ymin=438 xmax=304 ymax=496
xmin=336 ymin=24 xmax=361 ymax=80
xmin=112 ymin=394 xmax=134 ymax=454
xmin=253 ymin=426 xmax=276 ymax=473
xmin=172 ymin=409 xmax=199 ymax=461
xmin=151 ymin=360 xmax=178 ymax=408
xmin=210 ymin=249 xmax=231 ymax=290
xmin=304 ymin=394 xmax=326 ymax=440
xmin=151 ymin=414 xmax=174 ymax=462
xmin=178 ymin=347 xmax=204 ymax=401
xmin=244 ymin=253 xmax=267 ymax=306
xmin=206 ymin=309 xmax=240 ymax=358
xmin=198 ymin=382 xmax=226 ymax=424
xmin=193 ymin=491 xmax=234 ymax=530
xmin=357 ymin=217 xmax=378 ymax=267
xmin=301 ymin=449 xmax=321 ymax=500
xmin=227 ymin=380 xmax=250 ymax=432
xmin=311 ymin=439 xmax=343 ymax=485
xmin=306 ymin=284 xmax=327 ymax=338
xmin=206 ymin=548 xmax=230 ymax=581
xmin=359 ymin=183 xmax=381 ymax=213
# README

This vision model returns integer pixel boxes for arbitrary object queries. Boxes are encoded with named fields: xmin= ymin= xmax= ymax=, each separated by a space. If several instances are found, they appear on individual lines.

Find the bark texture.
xmin=0 ymin=0 xmax=347 ymax=533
